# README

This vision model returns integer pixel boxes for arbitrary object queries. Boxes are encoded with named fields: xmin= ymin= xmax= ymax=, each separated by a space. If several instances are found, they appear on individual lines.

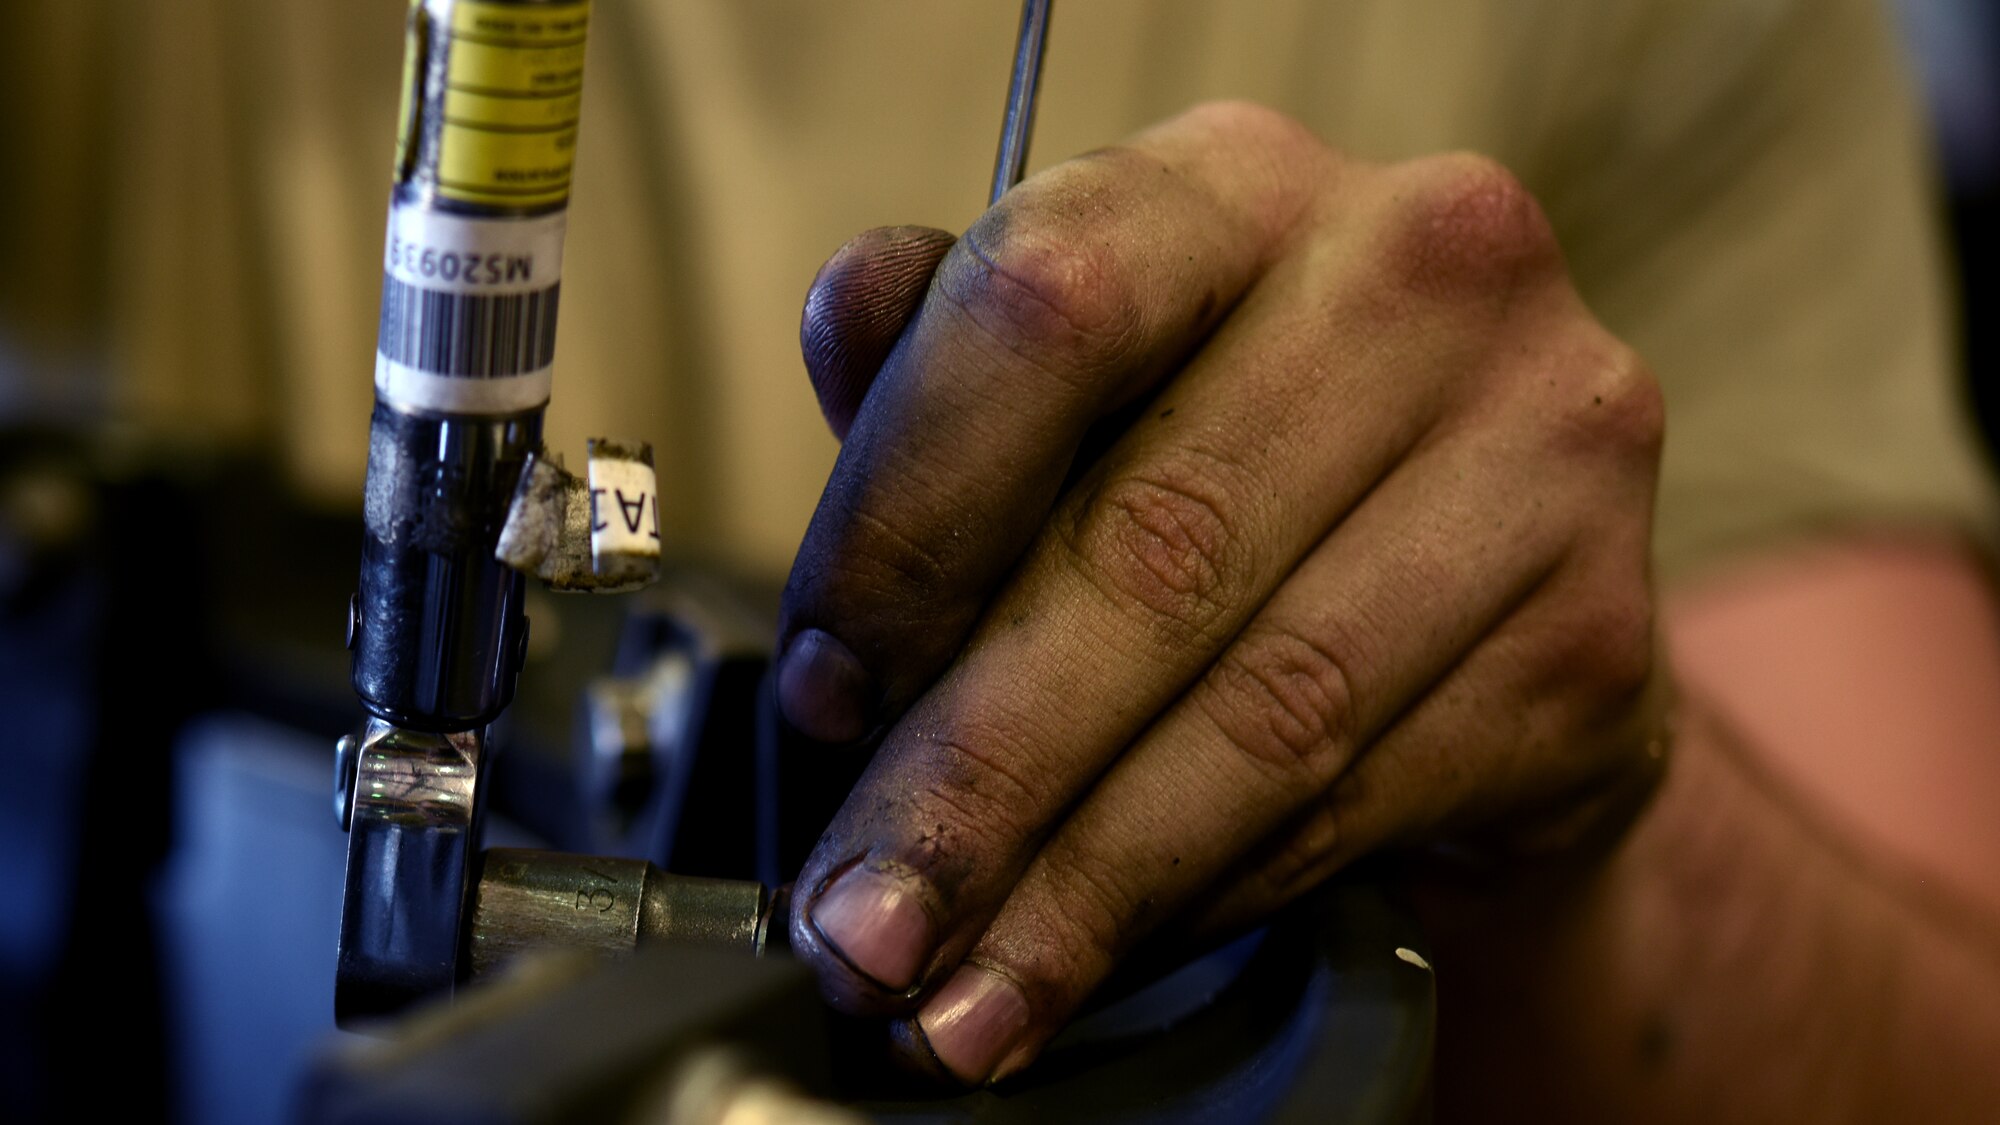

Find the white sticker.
xmin=374 ymin=359 xmax=554 ymax=414
xmin=374 ymin=202 xmax=568 ymax=413
xmin=384 ymin=204 xmax=566 ymax=295
xmin=587 ymin=457 xmax=661 ymax=561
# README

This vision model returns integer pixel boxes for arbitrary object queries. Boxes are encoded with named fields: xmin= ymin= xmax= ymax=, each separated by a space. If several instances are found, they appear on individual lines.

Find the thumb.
xmin=800 ymin=225 xmax=957 ymax=440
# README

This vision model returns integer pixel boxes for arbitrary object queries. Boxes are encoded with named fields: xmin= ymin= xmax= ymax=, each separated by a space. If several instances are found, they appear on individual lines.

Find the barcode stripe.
xmin=377 ymin=275 xmax=561 ymax=379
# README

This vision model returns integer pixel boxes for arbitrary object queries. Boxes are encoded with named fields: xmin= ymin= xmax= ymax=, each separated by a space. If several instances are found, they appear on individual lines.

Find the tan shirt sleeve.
xmin=1541 ymin=0 xmax=1998 ymax=584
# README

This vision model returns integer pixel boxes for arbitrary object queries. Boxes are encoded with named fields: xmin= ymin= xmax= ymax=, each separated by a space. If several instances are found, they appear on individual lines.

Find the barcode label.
xmin=373 ymin=202 xmax=565 ymax=412
xmin=377 ymin=274 xmax=561 ymax=379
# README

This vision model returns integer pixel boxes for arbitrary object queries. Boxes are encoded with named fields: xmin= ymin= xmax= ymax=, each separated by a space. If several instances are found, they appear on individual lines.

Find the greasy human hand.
xmin=777 ymin=102 xmax=1669 ymax=1085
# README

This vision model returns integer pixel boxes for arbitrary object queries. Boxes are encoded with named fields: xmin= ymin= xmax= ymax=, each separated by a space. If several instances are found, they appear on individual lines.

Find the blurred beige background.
xmin=3 ymin=0 xmax=1992 ymax=581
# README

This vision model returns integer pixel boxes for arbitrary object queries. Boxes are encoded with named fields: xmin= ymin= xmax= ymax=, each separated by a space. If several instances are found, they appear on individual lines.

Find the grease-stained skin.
xmin=776 ymin=102 xmax=1668 ymax=1085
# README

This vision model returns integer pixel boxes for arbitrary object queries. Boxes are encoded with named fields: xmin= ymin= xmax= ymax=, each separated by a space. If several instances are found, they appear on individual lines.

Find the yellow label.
xmin=437 ymin=0 xmax=591 ymax=207
xmin=445 ymin=88 xmax=584 ymax=131
xmin=447 ymin=37 xmax=587 ymax=98
xmin=450 ymin=0 xmax=590 ymax=43
xmin=436 ymin=126 xmax=579 ymax=206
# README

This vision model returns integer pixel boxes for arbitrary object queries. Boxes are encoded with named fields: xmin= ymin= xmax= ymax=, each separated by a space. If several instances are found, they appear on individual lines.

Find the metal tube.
xmin=989 ymin=0 xmax=1054 ymax=206
xmin=338 ymin=1 xmax=597 ymax=1026
xmin=468 ymin=849 xmax=786 ymax=984
xmin=352 ymin=0 xmax=594 ymax=730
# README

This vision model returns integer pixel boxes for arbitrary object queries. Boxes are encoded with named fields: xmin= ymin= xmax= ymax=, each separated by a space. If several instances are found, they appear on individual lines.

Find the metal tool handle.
xmin=990 ymin=0 xmax=1054 ymax=205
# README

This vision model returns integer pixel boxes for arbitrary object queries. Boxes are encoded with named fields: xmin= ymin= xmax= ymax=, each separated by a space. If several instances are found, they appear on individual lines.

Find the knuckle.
xmin=1387 ymin=152 xmax=1561 ymax=300
xmin=1259 ymin=803 xmax=1348 ymax=901
xmin=1591 ymin=592 xmax=1657 ymax=700
xmin=920 ymin=716 xmax=1050 ymax=830
xmin=1553 ymin=584 xmax=1657 ymax=705
xmin=895 ymin=779 xmax=1010 ymax=896
xmin=909 ymin=766 xmax=1023 ymax=858
xmin=1065 ymin=462 xmax=1247 ymax=642
xmin=1045 ymin=849 xmax=1155 ymax=960
xmin=1202 ymin=627 xmax=1359 ymax=787
xmin=943 ymin=212 xmax=1143 ymax=373
xmin=1176 ymin=99 xmax=1326 ymax=159
xmin=866 ymin=729 xmax=1048 ymax=892
xmin=817 ymin=500 xmax=958 ymax=607
xmin=1563 ymin=342 xmax=1666 ymax=464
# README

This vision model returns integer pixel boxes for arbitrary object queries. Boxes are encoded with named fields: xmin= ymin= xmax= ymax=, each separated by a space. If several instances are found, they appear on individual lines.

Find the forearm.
xmin=1423 ymin=693 xmax=2000 ymax=1122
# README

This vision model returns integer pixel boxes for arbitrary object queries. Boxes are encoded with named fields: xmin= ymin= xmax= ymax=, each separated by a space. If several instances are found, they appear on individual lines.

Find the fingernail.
xmin=808 ymin=866 xmax=933 ymax=992
xmin=915 ymin=964 xmax=1032 ymax=1085
xmin=776 ymin=628 xmax=873 ymax=743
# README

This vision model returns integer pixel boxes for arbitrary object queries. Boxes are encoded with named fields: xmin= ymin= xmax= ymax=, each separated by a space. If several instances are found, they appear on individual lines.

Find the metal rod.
xmin=989 ymin=0 xmax=1054 ymax=206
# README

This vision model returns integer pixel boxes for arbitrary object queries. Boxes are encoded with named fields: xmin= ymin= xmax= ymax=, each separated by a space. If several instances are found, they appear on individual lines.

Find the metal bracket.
xmin=335 ymin=719 xmax=486 ymax=1027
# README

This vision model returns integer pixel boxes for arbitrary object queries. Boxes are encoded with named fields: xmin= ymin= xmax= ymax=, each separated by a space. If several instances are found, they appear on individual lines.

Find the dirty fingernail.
xmin=915 ymin=964 xmax=1032 ymax=1085
xmin=776 ymin=628 xmax=873 ymax=743
xmin=808 ymin=867 xmax=933 ymax=992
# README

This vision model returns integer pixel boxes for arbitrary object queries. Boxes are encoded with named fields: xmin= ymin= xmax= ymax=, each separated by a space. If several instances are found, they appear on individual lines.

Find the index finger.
xmin=776 ymin=102 xmax=1322 ymax=744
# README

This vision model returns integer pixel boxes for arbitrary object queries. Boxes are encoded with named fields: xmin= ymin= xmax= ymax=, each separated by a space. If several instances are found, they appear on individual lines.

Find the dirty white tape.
xmin=587 ymin=456 xmax=660 ymax=563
